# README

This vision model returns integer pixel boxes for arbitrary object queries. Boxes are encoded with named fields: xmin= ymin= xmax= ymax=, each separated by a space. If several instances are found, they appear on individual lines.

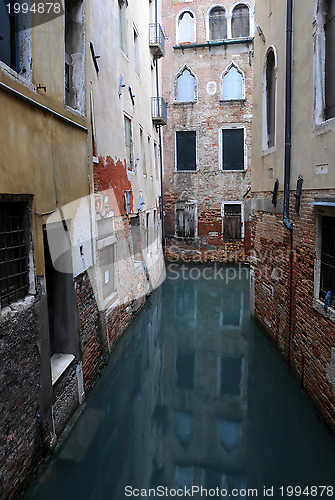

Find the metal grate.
xmin=320 ymin=216 xmax=335 ymax=300
xmin=0 ymin=202 xmax=29 ymax=307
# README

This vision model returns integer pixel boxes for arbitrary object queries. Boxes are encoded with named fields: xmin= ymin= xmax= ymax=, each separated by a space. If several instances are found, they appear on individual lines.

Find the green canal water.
xmin=26 ymin=264 xmax=335 ymax=500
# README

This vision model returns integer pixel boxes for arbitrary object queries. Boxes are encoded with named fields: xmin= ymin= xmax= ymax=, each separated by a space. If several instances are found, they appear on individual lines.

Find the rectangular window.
xmin=222 ymin=203 xmax=242 ymax=240
xmin=176 ymin=131 xmax=196 ymax=171
xmin=0 ymin=0 xmax=19 ymax=70
xmin=175 ymin=350 xmax=195 ymax=389
xmin=134 ymin=28 xmax=140 ymax=75
xmin=0 ymin=202 xmax=30 ymax=307
xmin=118 ymin=0 xmax=127 ymax=54
xmin=124 ymin=116 xmax=134 ymax=171
xmin=325 ymin=0 xmax=335 ymax=120
xmin=130 ymin=215 xmax=141 ymax=260
xmin=97 ymin=217 xmax=116 ymax=302
xmin=65 ymin=0 xmax=84 ymax=110
xmin=140 ymin=128 xmax=146 ymax=175
xmin=320 ymin=216 xmax=335 ymax=300
xmin=220 ymin=357 xmax=242 ymax=396
xmin=175 ymin=202 xmax=196 ymax=238
xmin=222 ymin=128 xmax=244 ymax=170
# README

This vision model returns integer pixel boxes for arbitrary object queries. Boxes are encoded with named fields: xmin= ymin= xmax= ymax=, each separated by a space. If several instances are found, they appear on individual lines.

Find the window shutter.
xmin=222 ymin=129 xmax=244 ymax=170
xmin=222 ymin=204 xmax=242 ymax=240
xmin=176 ymin=131 xmax=196 ymax=170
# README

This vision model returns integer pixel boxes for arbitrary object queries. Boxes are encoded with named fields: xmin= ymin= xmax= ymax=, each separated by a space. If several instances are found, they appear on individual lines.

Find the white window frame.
xmin=96 ymin=213 xmax=117 ymax=308
xmin=220 ymin=61 xmax=245 ymax=101
xmin=123 ymin=112 xmax=135 ymax=173
xmin=219 ymin=125 xmax=247 ymax=171
xmin=174 ymin=65 xmax=197 ymax=103
xmin=229 ymin=2 xmax=252 ymax=39
xmin=176 ymin=8 xmax=196 ymax=44
xmin=221 ymin=201 xmax=245 ymax=239
xmin=205 ymin=5 xmax=227 ymax=41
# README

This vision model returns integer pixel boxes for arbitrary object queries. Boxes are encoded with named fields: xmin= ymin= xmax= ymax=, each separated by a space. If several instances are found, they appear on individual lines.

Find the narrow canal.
xmin=26 ymin=264 xmax=335 ymax=500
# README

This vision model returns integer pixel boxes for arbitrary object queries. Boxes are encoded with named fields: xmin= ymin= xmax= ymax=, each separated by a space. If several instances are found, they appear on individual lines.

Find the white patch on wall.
xmin=326 ymin=347 xmax=335 ymax=388
xmin=315 ymin=164 xmax=328 ymax=175
xmin=206 ymin=81 xmax=217 ymax=95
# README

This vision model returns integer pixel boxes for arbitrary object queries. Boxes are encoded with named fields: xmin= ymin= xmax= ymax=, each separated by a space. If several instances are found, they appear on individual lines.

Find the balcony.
xmin=149 ymin=23 xmax=165 ymax=58
xmin=151 ymin=97 xmax=167 ymax=126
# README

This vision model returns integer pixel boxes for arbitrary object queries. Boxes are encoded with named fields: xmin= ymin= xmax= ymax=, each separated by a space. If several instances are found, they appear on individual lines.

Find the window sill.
xmin=220 ymin=98 xmax=246 ymax=103
xmin=313 ymin=116 xmax=335 ymax=136
xmin=173 ymin=101 xmax=196 ymax=105
xmin=174 ymin=169 xmax=198 ymax=173
xmin=51 ymin=353 xmax=75 ymax=385
xmin=219 ymin=168 xmax=247 ymax=173
xmin=0 ymin=62 xmax=34 ymax=90
xmin=262 ymin=145 xmax=276 ymax=156
xmin=313 ymin=299 xmax=335 ymax=324
xmin=120 ymin=50 xmax=129 ymax=62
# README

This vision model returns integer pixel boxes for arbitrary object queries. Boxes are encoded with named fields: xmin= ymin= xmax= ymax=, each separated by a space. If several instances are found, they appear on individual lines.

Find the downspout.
xmin=284 ymin=0 xmax=294 ymax=367
xmin=155 ymin=0 xmax=165 ymax=249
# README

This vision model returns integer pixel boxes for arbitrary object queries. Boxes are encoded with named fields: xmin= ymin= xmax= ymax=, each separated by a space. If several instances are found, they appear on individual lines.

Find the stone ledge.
xmin=51 ymin=353 xmax=75 ymax=385
xmin=313 ymin=299 xmax=335 ymax=324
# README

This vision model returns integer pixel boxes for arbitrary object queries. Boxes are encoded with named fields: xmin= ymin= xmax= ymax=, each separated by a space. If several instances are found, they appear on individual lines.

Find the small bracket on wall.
xmin=90 ymin=41 xmax=100 ymax=73
xmin=37 ymin=84 xmax=47 ymax=92
xmin=118 ymin=75 xmax=126 ymax=97
xmin=128 ymin=86 xmax=135 ymax=106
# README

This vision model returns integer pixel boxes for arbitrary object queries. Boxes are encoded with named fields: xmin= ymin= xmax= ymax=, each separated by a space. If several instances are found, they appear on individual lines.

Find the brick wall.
xmin=251 ymin=189 xmax=335 ymax=434
xmin=162 ymin=0 xmax=253 ymax=261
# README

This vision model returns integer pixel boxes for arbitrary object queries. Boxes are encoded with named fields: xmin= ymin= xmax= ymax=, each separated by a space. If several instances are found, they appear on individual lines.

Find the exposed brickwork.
xmin=0 ymin=298 xmax=43 ymax=499
xmin=251 ymin=189 xmax=335 ymax=434
xmin=75 ymin=272 xmax=104 ymax=392
xmin=162 ymin=0 xmax=254 ymax=261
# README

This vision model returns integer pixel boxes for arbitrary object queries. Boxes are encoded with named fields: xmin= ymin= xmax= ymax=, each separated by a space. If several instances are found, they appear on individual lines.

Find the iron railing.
xmin=151 ymin=97 xmax=167 ymax=125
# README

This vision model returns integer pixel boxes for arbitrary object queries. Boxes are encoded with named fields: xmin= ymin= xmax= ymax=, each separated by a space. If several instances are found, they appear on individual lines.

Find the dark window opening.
xmin=222 ymin=204 xmax=242 ymax=240
xmin=176 ymin=131 xmax=196 ymax=171
xmin=175 ymin=350 xmax=195 ymax=389
xmin=0 ymin=0 xmax=20 ymax=70
xmin=222 ymin=128 xmax=244 ymax=170
xmin=320 ymin=216 xmax=335 ymax=301
xmin=0 ymin=202 xmax=30 ymax=307
xmin=220 ymin=356 xmax=242 ymax=396
xmin=325 ymin=0 xmax=335 ymax=120
xmin=65 ymin=0 xmax=84 ymax=109
xmin=175 ymin=202 xmax=196 ymax=238
xmin=266 ymin=50 xmax=276 ymax=148
xmin=209 ymin=7 xmax=227 ymax=41
xmin=43 ymin=226 xmax=78 ymax=358
xmin=231 ymin=5 xmax=249 ymax=38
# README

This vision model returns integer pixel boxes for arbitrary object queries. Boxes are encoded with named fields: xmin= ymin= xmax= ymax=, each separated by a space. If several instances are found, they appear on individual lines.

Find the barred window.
xmin=320 ymin=216 xmax=335 ymax=300
xmin=231 ymin=4 xmax=250 ymax=38
xmin=0 ymin=202 xmax=30 ymax=307
xmin=222 ymin=204 xmax=242 ymax=240
xmin=209 ymin=6 xmax=227 ymax=41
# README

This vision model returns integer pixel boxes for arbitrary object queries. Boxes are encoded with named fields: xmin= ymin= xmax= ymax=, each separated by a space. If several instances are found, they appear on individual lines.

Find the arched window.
xmin=265 ymin=49 xmax=276 ymax=148
xmin=177 ymin=10 xmax=196 ymax=43
xmin=176 ymin=67 xmax=196 ymax=102
xmin=222 ymin=64 xmax=244 ymax=100
xmin=325 ymin=0 xmax=335 ymax=120
xmin=231 ymin=4 xmax=250 ymax=38
xmin=209 ymin=6 xmax=227 ymax=41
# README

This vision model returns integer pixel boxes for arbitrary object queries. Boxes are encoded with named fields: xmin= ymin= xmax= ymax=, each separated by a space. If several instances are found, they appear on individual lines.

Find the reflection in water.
xmin=26 ymin=264 xmax=335 ymax=500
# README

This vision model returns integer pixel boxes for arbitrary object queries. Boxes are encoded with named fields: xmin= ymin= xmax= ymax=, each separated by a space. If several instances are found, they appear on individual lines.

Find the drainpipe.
xmin=155 ymin=0 xmax=165 ymax=249
xmin=284 ymin=0 xmax=294 ymax=367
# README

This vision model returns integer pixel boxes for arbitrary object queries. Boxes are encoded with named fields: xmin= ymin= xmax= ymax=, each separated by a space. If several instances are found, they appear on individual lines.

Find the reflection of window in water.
xmin=220 ymin=356 xmax=243 ymax=396
xmin=175 ymin=350 xmax=195 ymax=389
xmin=174 ymin=466 xmax=194 ymax=489
xmin=174 ymin=411 xmax=194 ymax=447
xmin=218 ymin=419 xmax=242 ymax=452
xmin=220 ymin=291 xmax=243 ymax=328
xmin=202 ymin=468 xmax=224 ymax=490
xmin=221 ymin=475 xmax=247 ymax=498
xmin=174 ymin=286 xmax=197 ymax=320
